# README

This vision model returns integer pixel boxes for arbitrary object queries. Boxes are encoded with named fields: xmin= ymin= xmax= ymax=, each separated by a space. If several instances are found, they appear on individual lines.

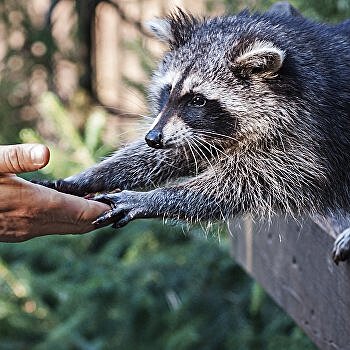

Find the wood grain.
xmin=229 ymin=217 xmax=350 ymax=350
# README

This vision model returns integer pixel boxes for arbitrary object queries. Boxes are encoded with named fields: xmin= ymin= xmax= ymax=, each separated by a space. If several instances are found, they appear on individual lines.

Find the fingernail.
xmin=31 ymin=145 xmax=46 ymax=166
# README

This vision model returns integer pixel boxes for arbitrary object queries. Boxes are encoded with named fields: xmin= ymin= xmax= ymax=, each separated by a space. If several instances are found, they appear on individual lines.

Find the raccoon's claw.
xmin=92 ymin=208 xmax=134 ymax=229
xmin=92 ymin=193 xmax=117 ymax=207
xmin=92 ymin=191 xmax=150 ymax=229
xmin=332 ymin=228 xmax=350 ymax=265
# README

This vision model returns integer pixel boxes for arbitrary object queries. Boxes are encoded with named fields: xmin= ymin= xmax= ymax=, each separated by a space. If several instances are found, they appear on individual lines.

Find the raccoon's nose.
xmin=145 ymin=130 xmax=163 ymax=149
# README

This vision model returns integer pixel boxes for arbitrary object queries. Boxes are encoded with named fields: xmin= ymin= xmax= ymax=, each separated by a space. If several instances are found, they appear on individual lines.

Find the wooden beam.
xmin=229 ymin=217 xmax=350 ymax=350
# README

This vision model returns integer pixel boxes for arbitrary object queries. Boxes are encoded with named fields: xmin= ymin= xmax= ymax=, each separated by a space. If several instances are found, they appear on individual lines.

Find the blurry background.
xmin=0 ymin=0 xmax=348 ymax=349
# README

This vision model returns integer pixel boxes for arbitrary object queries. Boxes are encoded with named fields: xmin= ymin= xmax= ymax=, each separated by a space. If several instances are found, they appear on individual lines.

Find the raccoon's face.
xmin=145 ymin=11 xmax=288 ymax=150
xmin=145 ymin=67 xmax=236 ymax=149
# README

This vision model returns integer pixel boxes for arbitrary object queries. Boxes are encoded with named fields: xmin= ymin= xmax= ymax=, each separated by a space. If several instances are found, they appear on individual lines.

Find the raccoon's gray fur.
xmin=35 ymin=4 xmax=350 ymax=259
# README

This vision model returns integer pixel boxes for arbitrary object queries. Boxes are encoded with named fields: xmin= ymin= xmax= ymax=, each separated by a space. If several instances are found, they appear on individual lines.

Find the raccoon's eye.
xmin=188 ymin=95 xmax=207 ymax=107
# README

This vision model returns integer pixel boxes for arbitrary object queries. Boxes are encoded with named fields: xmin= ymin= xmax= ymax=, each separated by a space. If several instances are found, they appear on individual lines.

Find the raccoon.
xmin=35 ymin=5 xmax=350 ymax=263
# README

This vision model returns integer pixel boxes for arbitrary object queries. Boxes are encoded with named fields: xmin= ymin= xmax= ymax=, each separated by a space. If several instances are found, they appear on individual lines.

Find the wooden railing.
xmin=230 ymin=216 xmax=350 ymax=350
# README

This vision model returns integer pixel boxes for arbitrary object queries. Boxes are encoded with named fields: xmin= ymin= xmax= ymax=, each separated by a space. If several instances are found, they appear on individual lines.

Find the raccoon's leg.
xmin=92 ymin=167 xmax=236 ymax=228
xmin=32 ymin=140 xmax=201 ymax=196
xmin=332 ymin=228 xmax=350 ymax=264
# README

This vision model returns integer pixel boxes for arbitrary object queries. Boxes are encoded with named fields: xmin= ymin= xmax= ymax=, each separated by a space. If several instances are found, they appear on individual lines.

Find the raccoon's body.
xmin=36 ymin=5 xmax=350 ymax=259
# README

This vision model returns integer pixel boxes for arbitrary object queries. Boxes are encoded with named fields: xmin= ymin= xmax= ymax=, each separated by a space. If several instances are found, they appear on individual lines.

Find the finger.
xmin=41 ymin=193 xmax=110 ymax=233
xmin=0 ymin=144 xmax=50 ymax=173
xmin=0 ymin=177 xmax=111 ymax=242
xmin=6 ymin=193 xmax=110 ymax=238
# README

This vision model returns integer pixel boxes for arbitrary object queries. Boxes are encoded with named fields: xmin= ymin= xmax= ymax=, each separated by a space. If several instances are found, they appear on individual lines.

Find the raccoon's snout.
xmin=145 ymin=129 xmax=163 ymax=149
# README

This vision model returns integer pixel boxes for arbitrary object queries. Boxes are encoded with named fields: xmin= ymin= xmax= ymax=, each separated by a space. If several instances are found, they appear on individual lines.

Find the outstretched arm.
xmin=92 ymin=164 xmax=239 ymax=228
xmin=34 ymin=139 xmax=203 ymax=196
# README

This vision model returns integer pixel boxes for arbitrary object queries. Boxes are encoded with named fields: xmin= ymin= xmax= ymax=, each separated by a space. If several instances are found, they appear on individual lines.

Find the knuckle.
xmin=4 ymin=147 xmax=26 ymax=173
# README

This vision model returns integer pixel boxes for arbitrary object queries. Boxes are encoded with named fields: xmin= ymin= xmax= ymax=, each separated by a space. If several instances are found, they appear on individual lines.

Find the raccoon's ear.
xmin=145 ymin=19 xmax=174 ymax=44
xmin=266 ymin=2 xmax=302 ymax=17
xmin=146 ymin=9 xmax=199 ymax=48
xmin=232 ymin=41 xmax=285 ymax=78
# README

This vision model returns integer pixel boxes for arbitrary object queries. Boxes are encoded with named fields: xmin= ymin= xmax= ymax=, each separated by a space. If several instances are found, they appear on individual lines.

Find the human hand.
xmin=0 ymin=144 xmax=110 ymax=242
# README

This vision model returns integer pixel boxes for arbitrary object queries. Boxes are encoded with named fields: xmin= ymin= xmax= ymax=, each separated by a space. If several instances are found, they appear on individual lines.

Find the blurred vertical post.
xmin=93 ymin=0 xmax=209 ymax=115
xmin=94 ymin=1 xmax=120 ymax=107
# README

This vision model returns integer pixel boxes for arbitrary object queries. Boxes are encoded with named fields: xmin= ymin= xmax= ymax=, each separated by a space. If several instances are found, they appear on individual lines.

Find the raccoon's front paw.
xmin=32 ymin=179 xmax=87 ymax=196
xmin=92 ymin=191 xmax=152 ymax=228
xmin=332 ymin=228 xmax=350 ymax=265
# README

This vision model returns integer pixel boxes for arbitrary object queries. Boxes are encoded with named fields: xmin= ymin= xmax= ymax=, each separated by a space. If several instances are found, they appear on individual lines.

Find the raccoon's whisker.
xmin=115 ymin=86 xmax=149 ymax=109
xmin=185 ymin=138 xmax=199 ymax=176
xmin=114 ymin=126 xmax=150 ymax=138
xmin=95 ymin=105 xmax=152 ymax=120
xmin=192 ymin=136 xmax=221 ymax=184
xmin=191 ymin=136 xmax=215 ymax=171
xmin=195 ymin=136 xmax=222 ymax=161
xmin=140 ymin=115 xmax=153 ymax=120
xmin=194 ymin=136 xmax=230 ymax=160
xmin=122 ymin=113 xmax=152 ymax=120
xmin=116 ymin=121 xmax=150 ymax=127
xmin=159 ymin=157 xmax=178 ymax=170
xmin=191 ymin=146 xmax=205 ymax=168
xmin=181 ymin=144 xmax=191 ymax=168
xmin=192 ymin=136 xmax=219 ymax=167
xmin=198 ymin=132 xmax=237 ymax=143
xmin=161 ymin=148 xmax=186 ymax=171
xmin=196 ymin=130 xmax=239 ymax=143
xmin=135 ymin=112 xmax=154 ymax=120
xmin=195 ymin=137 xmax=224 ymax=159
xmin=188 ymin=138 xmax=205 ymax=170
xmin=147 ymin=155 xmax=179 ymax=186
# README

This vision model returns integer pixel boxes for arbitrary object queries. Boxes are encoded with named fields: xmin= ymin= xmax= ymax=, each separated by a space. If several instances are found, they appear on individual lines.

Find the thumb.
xmin=0 ymin=144 xmax=50 ymax=173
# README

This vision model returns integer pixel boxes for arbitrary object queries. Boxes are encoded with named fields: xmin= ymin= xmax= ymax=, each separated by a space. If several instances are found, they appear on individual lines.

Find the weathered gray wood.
xmin=229 ymin=217 xmax=350 ymax=350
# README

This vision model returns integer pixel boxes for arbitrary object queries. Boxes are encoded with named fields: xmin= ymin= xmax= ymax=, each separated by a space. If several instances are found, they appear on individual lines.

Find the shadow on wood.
xmin=229 ymin=217 xmax=350 ymax=350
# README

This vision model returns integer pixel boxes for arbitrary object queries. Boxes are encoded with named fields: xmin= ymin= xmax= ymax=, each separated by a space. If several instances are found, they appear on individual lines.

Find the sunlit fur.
xmin=41 ymin=8 xmax=350 ymax=224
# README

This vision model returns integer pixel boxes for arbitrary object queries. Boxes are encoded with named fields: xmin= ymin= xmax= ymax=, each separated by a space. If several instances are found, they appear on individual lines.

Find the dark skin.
xmin=0 ymin=144 xmax=110 ymax=242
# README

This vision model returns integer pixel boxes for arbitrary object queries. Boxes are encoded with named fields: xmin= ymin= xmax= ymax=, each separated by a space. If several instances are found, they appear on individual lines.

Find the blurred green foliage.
xmin=0 ymin=223 xmax=316 ymax=350
xmin=2 ymin=0 xmax=348 ymax=349
xmin=22 ymin=92 xmax=111 ymax=178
